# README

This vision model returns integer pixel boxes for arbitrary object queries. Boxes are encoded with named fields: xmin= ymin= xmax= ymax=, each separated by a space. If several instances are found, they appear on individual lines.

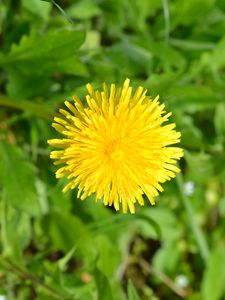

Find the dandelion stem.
xmin=176 ymin=173 xmax=210 ymax=262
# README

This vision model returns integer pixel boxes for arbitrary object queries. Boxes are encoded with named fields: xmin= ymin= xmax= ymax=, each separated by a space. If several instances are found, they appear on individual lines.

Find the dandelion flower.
xmin=48 ymin=79 xmax=183 ymax=213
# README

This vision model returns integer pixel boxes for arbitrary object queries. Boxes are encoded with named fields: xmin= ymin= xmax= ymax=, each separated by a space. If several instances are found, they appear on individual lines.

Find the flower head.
xmin=48 ymin=79 xmax=183 ymax=213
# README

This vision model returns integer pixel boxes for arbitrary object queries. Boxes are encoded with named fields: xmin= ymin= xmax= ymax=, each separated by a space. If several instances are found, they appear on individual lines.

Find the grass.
xmin=0 ymin=0 xmax=225 ymax=299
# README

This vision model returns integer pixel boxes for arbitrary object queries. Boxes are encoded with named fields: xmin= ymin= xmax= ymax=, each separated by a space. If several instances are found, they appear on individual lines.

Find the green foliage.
xmin=95 ymin=268 xmax=114 ymax=300
xmin=0 ymin=142 xmax=40 ymax=216
xmin=0 ymin=29 xmax=86 ymax=98
xmin=127 ymin=280 xmax=141 ymax=300
xmin=0 ymin=0 xmax=225 ymax=299
xmin=201 ymin=242 xmax=225 ymax=300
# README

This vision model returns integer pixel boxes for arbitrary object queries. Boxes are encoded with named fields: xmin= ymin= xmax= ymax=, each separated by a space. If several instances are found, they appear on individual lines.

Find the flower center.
xmin=105 ymin=139 xmax=124 ymax=161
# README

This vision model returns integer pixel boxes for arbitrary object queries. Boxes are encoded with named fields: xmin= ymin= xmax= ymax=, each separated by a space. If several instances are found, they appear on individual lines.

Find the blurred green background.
xmin=0 ymin=0 xmax=225 ymax=299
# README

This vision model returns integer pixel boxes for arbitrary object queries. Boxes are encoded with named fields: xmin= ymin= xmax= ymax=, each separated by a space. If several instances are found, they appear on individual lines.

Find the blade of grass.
xmin=41 ymin=0 xmax=73 ymax=24
xmin=162 ymin=0 xmax=170 ymax=42
xmin=176 ymin=172 xmax=210 ymax=262
xmin=169 ymin=38 xmax=215 ymax=50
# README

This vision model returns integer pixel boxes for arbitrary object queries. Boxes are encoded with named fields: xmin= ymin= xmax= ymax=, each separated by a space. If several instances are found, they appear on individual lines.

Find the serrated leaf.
xmin=127 ymin=280 xmax=141 ymax=300
xmin=0 ymin=30 xmax=85 ymax=75
xmin=201 ymin=242 xmax=225 ymax=300
xmin=0 ymin=141 xmax=40 ymax=216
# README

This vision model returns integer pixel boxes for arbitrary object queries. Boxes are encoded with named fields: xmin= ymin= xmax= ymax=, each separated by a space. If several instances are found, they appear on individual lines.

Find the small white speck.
xmin=50 ymin=83 xmax=61 ymax=92
xmin=175 ymin=274 xmax=189 ymax=288
xmin=184 ymin=181 xmax=195 ymax=196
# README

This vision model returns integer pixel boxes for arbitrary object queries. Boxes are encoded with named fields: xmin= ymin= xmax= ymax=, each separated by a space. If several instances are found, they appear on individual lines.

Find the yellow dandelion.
xmin=48 ymin=79 xmax=183 ymax=214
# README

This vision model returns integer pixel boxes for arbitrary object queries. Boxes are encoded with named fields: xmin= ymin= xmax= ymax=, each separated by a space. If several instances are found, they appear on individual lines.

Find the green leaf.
xmin=119 ymin=39 xmax=152 ymax=67
xmin=167 ymin=85 xmax=223 ymax=112
xmin=96 ymin=235 xmax=121 ymax=278
xmin=41 ymin=0 xmax=73 ymax=23
xmin=153 ymin=239 xmax=180 ymax=273
xmin=214 ymin=103 xmax=225 ymax=138
xmin=0 ymin=30 xmax=85 ymax=75
xmin=55 ymin=56 xmax=88 ymax=76
xmin=58 ymin=245 xmax=77 ymax=271
xmin=6 ymin=71 xmax=50 ymax=99
xmin=211 ymin=35 xmax=225 ymax=70
xmin=145 ymin=72 xmax=181 ymax=97
xmin=48 ymin=210 xmax=95 ymax=259
xmin=0 ymin=29 xmax=87 ymax=98
xmin=0 ymin=94 xmax=53 ymax=119
xmin=178 ymin=114 xmax=204 ymax=150
xmin=48 ymin=211 xmax=86 ymax=251
xmin=185 ymin=151 xmax=213 ymax=183
xmin=0 ymin=141 xmax=40 ymax=216
xmin=136 ymin=208 xmax=179 ymax=240
xmin=169 ymin=38 xmax=215 ymax=50
xmin=135 ymin=212 xmax=162 ymax=240
xmin=22 ymin=0 xmax=52 ymax=21
xmin=170 ymin=0 xmax=215 ymax=27
xmin=67 ymin=0 xmax=101 ymax=20
xmin=201 ymin=242 xmax=225 ymax=300
xmin=35 ymin=178 xmax=49 ymax=215
xmin=149 ymin=41 xmax=187 ymax=71
xmin=95 ymin=267 xmax=114 ymax=300
xmin=127 ymin=280 xmax=141 ymax=300
xmin=0 ymin=201 xmax=30 ymax=260
xmin=0 ymin=4 xmax=7 ymax=34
